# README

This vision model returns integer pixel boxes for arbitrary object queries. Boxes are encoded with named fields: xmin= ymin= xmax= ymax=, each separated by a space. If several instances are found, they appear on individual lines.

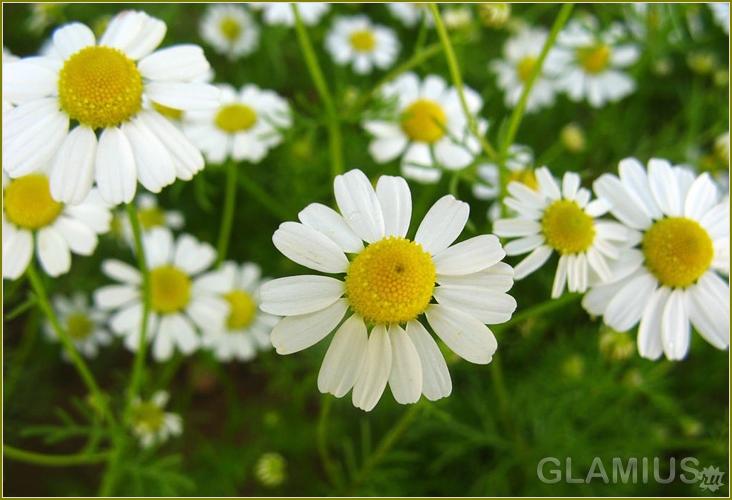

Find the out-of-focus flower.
xmin=199 ymin=4 xmax=260 ymax=60
xmin=251 ymin=3 xmax=329 ymax=27
xmin=130 ymin=391 xmax=183 ymax=448
xmin=325 ymin=15 xmax=400 ymax=74
xmin=477 ymin=3 xmax=511 ymax=29
xmin=387 ymin=3 xmax=434 ymax=28
xmin=44 ymin=292 xmax=113 ymax=359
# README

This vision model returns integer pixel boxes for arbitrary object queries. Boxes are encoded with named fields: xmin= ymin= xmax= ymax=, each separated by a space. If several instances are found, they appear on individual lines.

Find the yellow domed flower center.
xmin=509 ymin=168 xmax=538 ymax=191
xmin=220 ymin=17 xmax=242 ymax=41
xmin=516 ymin=56 xmax=538 ymax=83
xmin=138 ymin=206 xmax=166 ymax=229
xmin=642 ymin=217 xmax=714 ymax=288
xmin=153 ymin=101 xmax=183 ymax=121
xmin=67 ymin=313 xmax=94 ymax=341
xmin=350 ymin=29 xmax=376 ymax=52
xmin=541 ymin=199 xmax=595 ymax=254
xmin=401 ymin=99 xmax=447 ymax=144
xmin=3 ymin=174 xmax=64 ymax=230
xmin=150 ymin=265 xmax=192 ymax=314
xmin=345 ymin=236 xmax=436 ymax=325
xmin=215 ymin=104 xmax=258 ymax=133
xmin=576 ymin=43 xmax=611 ymax=74
xmin=224 ymin=290 xmax=257 ymax=330
xmin=58 ymin=46 xmax=143 ymax=129
xmin=132 ymin=401 xmax=165 ymax=432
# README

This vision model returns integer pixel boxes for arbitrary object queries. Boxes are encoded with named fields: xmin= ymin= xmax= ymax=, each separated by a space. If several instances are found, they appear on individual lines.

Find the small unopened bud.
xmin=561 ymin=354 xmax=585 ymax=379
xmin=687 ymin=51 xmax=717 ymax=74
xmin=560 ymin=122 xmax=586 ymax=153
xmin=477 ymin=3 xmax=511 ymax=29
xmin=598 ymin=328 xmax=635 ymax=362
xmin=443 ymin=6 xmax=474 ymax=31
xmin=254 ymin=452 xmax=287 ymax=487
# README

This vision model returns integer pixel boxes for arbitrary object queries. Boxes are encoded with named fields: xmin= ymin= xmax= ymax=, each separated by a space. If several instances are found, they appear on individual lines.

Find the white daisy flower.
xmin=363 ymin=72 xmax=488 ymax=184
xmin=199 ymin=4 xmax=260 ymax=60
xmin=583 ymin=158 xmax=730 ymax=360
xmin=44 ymin=292 xmax=113 ymax=359
xmin=130 ymin=390 xmax=183 ymax=448
xmin=494 ymin=166 xmax=633 ymax=298
xmin=325 ymin=15 xmax=400 ymax=75
xmin=387 ymin=3 xmax=434 ymax=28
xmin=94 ymin=227 xmax=229 ymax=362
xmin=116 ymin=192 xmax=185 ymax=247
xmin=2 ymin=10 xmax=220 ymax=205
xmin=260 ymin=169 xmax=517 ymax=411
xmin=250 ymin=3 xmax=330 ymax=27
xmin=442 ymin=6 xmax=474 ymax=31
xmin=708 ymin=3 xmax=730 ymax=34
xmin=490 ymin=26 xmax=558 ymax=113
xmin=183 ymin=83 xmax=292 ymax=164
xmin=3 ymin=170 xmax=112 ymax=280
xmin=201 ymin=261 xmax=279 ymax=362
xmin=546 ymin=16 xmax=641 ymax=108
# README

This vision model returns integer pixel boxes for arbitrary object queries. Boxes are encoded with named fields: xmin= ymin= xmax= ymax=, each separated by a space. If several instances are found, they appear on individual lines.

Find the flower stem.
xmin=317 ymin=396 xmax=345 ymax=493
xmin=292 ymin=3 xmax=344 ymax=178
xmin=3 ymin=444 xmax=110 ymax=467
xmin=494 ymin=292 xmax=582 ymax=333
xmin=216 ymin=160 xmax=239 ymax=266
xmin=430 ymin=3 xmax=498 ymax=160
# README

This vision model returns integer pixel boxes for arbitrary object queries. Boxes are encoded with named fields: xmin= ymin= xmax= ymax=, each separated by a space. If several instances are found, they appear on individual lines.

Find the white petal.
xmin=138 ymin=45 xmax=211 ymax=81
xmin=110 ymin=303 xmax=143 ymax=334
xmin=405 ymin=320 xmax=451 ymax=401
xmin=506 ymin=181 xmax=545 ymax=210
xmin=425 ymin=304 xmax=497 ymax=364
xmin=686 ymin=277 xmax=729 ymax=350
xmin=317 ymin=314 xmax=368 ymax=398
xmin=604 ymin=272 xmax=658 ymax=332
xmin=593 ymin=173 xmax=652 ymax=229
xmin=414 ymin=195 xmax=469 ymax=255
xmin=273 ymin=222 xmax=349 ymax=273
xmin=493 ymin=218 xmax=542 ymax=237
xmin=102 ymin=11 xmax=166 ymax=60
xmin=434 ymin=139 xmax=474 ymax=170
xmin=535 ymin=167 xmax=561 ymax=200
xmin=137 ymin=110 xmax=204 ymax=180
xmin=2 ymin=229 xmax=33 ymax=279
xmin=551 ymin=254 xmax=569 ymax=298
xmin=352 ymin=324 xmax=392 ymax=411
xmin=637 ymin=286 xmax=669 ymax=360
xmin=152 ymin=319 xmax=175 ymax=361
xmin=101 ymin=259 xmax=141 ymax=285
xmin=434 ymin=285 xmax=516 ymax=325
xmin=49 ymin=125 xmax=97 ymax=205
xmin=143 ymin=227 xmax=174 ymax=268
xmin=52 ymin=216 xmax=97 ymax=255
xmin=2 ymin=59 xmax=59 ymax=103
xmin=512 ymin=244 xmax=552 ymax=280
xmin=618 ymin=157 xmax=663 ymax=220
xmin=186 ymin=295 xmax=229 ymax=331
xmin=334 ymin=169 xmax=385 ymax=244
xmin=562 ymin=172 xmax=581 ymax=201
xmin=684 ymin=173 xmax=720 ymax=220
xmin=259 ymin=275 xmax=345 ymax=316
xmin=433 ymin=234 xmax=505 ymax=275
xmin=376 ymin=175 xmax=412 ymax=238
xmin=297 ymin=203 xmax=364 ymax=254
xmin=52 ymin=23 xmax=96 ymax=59
xmin=173 ymin=234 xmax=215 ymax=275
xmin=93 ymin=285 xmax=139 ymax=309
xmin=145 ymin=82 xmax=220 ymax=111
xmin=168 ymin=313 xmax=200 ymax=355
xmin=438 ymin=262 xmax=515 ymax=293
xmin=36 ymin=227 xmax=71 ymax=277
xmin=648 ymin=158 xmax=681 ymax=217
xmin=387 ymin=324 xmax=422 ymax=405
xmin=270 ymin=299 xmax=349 ymax=354
xmin=368 ymin=135 xmax=408 ymax=163
xmin=661 ymin=289 xmax=690 ymax=360
xmin=95 ymin=127 xmax=137 ymax=204
xmin=503 ymin=234 xmax=545 ymax=256
xmin=121 ymin=117 xmax=176 ymax=194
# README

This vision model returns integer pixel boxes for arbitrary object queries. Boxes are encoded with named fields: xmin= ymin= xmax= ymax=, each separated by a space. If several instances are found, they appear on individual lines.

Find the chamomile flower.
xmin=494 ymin=167 xmax=632 ymax=298
xmin=94 ymin=227 xmax=229 ymax=362
xmin=201 ymin=261 xmax=279 ymax=362
xmin=583 ymin=158 xmax=730 ymax=360
xmin=490 ymin=26 xmax=558 ymax=113
xmin=387 ymin=3 xmax=434 ymax=28
xmin=3 ymin=170 xmax=112 ymax=280
xmin=130 ymin=391 xmax=183 ymax=448
xmin=116 ymin=192 xmax=184 ymax=247
xmin=199 ymin=4 xmax=260 ymax=60
xmin=2 ymin=10 xmax=220 ymax=205
xmin=363 ymin=72 xmax=488 ymax=183
xmin=325 ymin=16 xmax=400 ymax=75
xmin=250 ymin=3 xmax=329 ymax=27
xmin=44 ymin=292 xmax=113 ymax=359
xmin=260 ymin=169 xmax=516 ymax=411
xmin=183 ymin=83 xmax=292 ymax=164
xmin=546 ymin=16 xmax=641 ymax=108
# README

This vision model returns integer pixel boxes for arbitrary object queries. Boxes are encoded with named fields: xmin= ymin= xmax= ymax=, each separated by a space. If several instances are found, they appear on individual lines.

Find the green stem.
xmin=430 ymin=3 xmax=497 ymax=160
xmin=216 ymin=160 xmax=239 ymax=266
xmin=238 ymin=167 xmax=291 ymax=222
xmin=292 ymin=3 xmax=344 ymax=178
xmin=494 ymin=293 xmax=582 ymax=333
xmin=98 ymin=436 xmax=126 ymax=496
xmin=3 ymin=308 xmax=40 ymax=401
xmin=3 ymin=444 xmax=110 ymax=467
xmin=317 ymin=396 xmax=345 ymax=493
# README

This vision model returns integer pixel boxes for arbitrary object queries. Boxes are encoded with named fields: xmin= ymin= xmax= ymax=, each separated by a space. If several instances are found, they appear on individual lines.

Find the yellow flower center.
xmin=150 ymin=265 xmax=192 ymax=314
xmin=66 ymin=313 xmax=94 ymax=341
xmin=224 ymin=290 xmax=257 ymax=330
xmin=345 ymin=236 xmax=436 ymax=325
xmin=576 ymin=43 xmax=611 ymax=74
xmin=349 ymin=29 xmax=376 ymax=52
xmin=152 ymin=101 xmax=183 ymax=121
xmin=215 ymin=104 xmax=258 ymax=133
xmin=516 ymin=56 xmax=537 ymax=83
xmin=58 ymin=46 xmax=143 ymax=129
xmin=541 ymin=199 xmax=595 ymax=254
xmin=138 ymin=206 xmax=166 ymax=229
xmin=132 ymin=401 xmax=165 ymax=432
xmin=220 ymin=17 xmax=242 ymax=41
xmin=401 ymin=99 xmax=447 ymax=144
xmin=642 ymin=217 xmax=714 ymax=288
xmin=3 ymin=174 xmax=64 ymax=230
xmin=509 ymin=168 xmax=538 ymax=191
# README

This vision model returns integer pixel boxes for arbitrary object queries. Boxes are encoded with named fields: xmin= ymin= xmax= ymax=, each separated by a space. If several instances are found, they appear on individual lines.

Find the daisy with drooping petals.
xmin=3 ymin=170 xmax=112 ymax=280
xmin=115 ymin=192 xmax=184 ymax=247
xmin=387 ymin=3 xmax=434 ymax=28
xmin=583 ymin=158 xmax=730 ymax=361
xmin=546 ymin=15 xmax=641 ymax=108
xmin=250 ymin=3 xmax=330 ymax=27
xmin=325 ymin=15 xmax=400 ymax=75
xmin=201 ymin=261 xmax=279 ymax=362
xmin=130 ymin=391 xmax=183 ymax=448
xmin=2 ymin=10 xmax=220 ymax=205
xmin=199 ymin=4 xmax=260 ymax=60
xmin=260 ymin=169 xmax=516 ymax=411
xmin=363 ymin=72 xmax=488 ymax=183
xmin=44 ymin=292 xmax=113 ymax=359
xmin=183 ymin=83 xmax=292 ymax=164
xmin=94 ymin=227 xmax=229 ymax=362
xmin=494 ymin=167 xmax=632 ymax=298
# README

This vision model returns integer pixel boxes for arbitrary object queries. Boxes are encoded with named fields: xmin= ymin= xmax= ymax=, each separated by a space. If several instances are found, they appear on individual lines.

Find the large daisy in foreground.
xmin=260 ymin=169 xmax=516 ymax=411
xmin=2 ymin=10 xmax=220 ymax=205
xmin=583 ymin=158 xmax=729 ymax=360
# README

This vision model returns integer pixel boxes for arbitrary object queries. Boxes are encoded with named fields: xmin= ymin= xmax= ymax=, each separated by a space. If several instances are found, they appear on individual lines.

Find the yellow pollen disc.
xmin=67 ymin=313 xmax=94 ymax=341
xmin=516 ymin=56 xmax=538 ymax=83
xmin=3 ymin=174 xmax=64 ymax=230
xmin=150 ymin=266 xmax=192 ymax=314
xmin=349 ymin=29 xmax=376 ymax=52
xmin=576 ymin=43 xmax=611 ymax=74
xmin=220 ymin=17 xmax=242 ymax=41
xmin=215 ymin=104 xmax=258 ymax=133
xmin=153 ymin=101 xmax=183 ymax=121
xmin=509 ymin=168 xmax=538 ymax=191
xmin=138 ymin=207 xmax=166 ymax=229
xmin=58 ymin=46 xmax=143 ymax=129
xmin=642 ymin=217 xmax=714 ymax=288
xmin=345 ymin=236 xmax=436 ymax=325
xmin=132 ymin=401 xmax=165 ymax=432
xmin=401 ymin=99 xmax=448 ymax=144
xmin=224 ymin=290 xmax=257 ymax=330
xmin=541 ymin=199 xmax=595 ymax=254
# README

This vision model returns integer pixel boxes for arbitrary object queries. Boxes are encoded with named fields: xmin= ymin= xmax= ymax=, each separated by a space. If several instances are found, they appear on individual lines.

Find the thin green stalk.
xmin=430 ymin=3 xmax=498 ymax=160
xmin=493 ymin=292 xmax=582 ymax=334
xmin=216 ymin=160 xmax=239 ymax=266
xmin=238 ymin=167 xmax=291 ymax=221
xmin=292 ymin=3 xmax=344 ymax=178
xmin=98 ymin=436 xmax=126 ymax=496
xmin=3 ymin=444 xmax=110 ymax=467
xmin=3 ymin=308 xmax=40 ymax=401
xmin=317 ymin=396 xmax=345 ymax=493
